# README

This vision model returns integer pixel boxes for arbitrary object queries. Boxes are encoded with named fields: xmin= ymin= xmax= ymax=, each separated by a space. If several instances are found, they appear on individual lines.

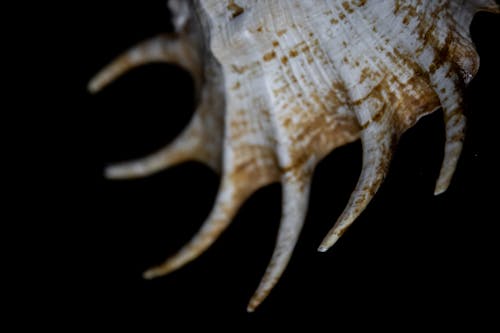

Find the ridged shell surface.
xmin=89 ymin=0 xmax=499 ymax=311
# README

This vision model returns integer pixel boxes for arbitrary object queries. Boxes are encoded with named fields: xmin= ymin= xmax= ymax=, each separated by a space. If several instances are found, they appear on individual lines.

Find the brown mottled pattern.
xmin=227 ymin=0 xmax=244 ymax=19
xmin=92 ymin=0 xmax=499 ymax=312
xmin=194 ymin=0 xmax=498 ymax=310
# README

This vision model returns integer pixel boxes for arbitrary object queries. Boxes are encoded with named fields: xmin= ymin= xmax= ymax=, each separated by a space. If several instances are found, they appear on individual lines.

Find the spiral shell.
xmin=89 ymin=0 xmax=499 ymax=311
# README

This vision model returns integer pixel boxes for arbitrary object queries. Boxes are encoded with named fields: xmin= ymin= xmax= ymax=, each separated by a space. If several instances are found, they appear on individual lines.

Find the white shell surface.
xmin=89 ymin=0 xmax=499 ymax=311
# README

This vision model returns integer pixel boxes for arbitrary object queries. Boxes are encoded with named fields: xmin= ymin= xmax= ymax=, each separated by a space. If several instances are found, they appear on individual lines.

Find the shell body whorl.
xmin=89 ymin=0 xmax=499 ymax=311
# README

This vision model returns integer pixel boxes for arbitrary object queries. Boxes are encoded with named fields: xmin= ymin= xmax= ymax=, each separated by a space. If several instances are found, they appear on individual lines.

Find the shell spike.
xmin=142 ymin=177 xmax=252 ymax=279
xmin=432 ymin=73 xmax=466 ymax=195
xmin=319 ymin=124 xmax=395 ymax=252
xmin=88 ymin=0 xmax=498 ymax=311
xmin=247 ymin=171 xmax=312 ymax=312
xmin=104 ymin=110 xmax=221 ymax=179
xmin=434 ymin=111 xmax=466 ymax=195
xmin=87 ymin=33 xmax=201 ymax=94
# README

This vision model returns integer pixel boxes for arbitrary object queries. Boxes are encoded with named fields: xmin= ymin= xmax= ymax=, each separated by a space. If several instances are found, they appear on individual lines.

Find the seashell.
xmin=89 ymin=0 xmax=499 ymax=311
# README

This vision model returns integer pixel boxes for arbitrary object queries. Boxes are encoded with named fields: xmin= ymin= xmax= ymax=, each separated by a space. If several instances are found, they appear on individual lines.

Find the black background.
xmin=59 ymin=1 xmax=499 ymax=330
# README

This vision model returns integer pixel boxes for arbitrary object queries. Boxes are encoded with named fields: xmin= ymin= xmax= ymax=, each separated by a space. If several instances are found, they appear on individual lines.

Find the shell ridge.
xmin=91 ymin=0 xmax=498 ymax=311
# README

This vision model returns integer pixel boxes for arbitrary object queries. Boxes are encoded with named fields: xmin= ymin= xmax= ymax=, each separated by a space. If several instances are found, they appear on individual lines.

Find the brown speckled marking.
xmin=232 ymin=81 xmax=241 ymax=90
xmin=227 ymin=0 xmax=244 ymax=19
xmin=342 ymin=2 xmax=354 ymax=14
xmin=263 ymin=51 xmax=277 ymax=62
xmin=277 ymin=29 xmax=288 ymax=37
xmin=394 ymin=0 xmax=402 ymax=14
xmin=354 ymin=0 xmax=367 ymax=6
xmin=94 ymin=0 xmax=500 ymax=312
xmin=230 ymin=145 xmax=280 ymax=189
xmin=231 ymin=64 xmax=248 ymax=74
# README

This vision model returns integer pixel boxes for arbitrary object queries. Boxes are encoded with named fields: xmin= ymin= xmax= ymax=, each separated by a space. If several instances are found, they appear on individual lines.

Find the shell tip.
xmin=433 ymin=187 xmax=446 ymax=196
xmin=247 ymin=289 xmax=268 ymax=313
xmin=104 ymin=165 xmax=122 ymax=180
xmin=318 ymin=234 xmax=340 ymax=253
xmin=317 ymin=245 xmax=328 ymax=253
xmin=104 ymin=162 xmax=148 ymax=180
xmin=103 ymin=166 xmax=115 ymax=179
xmin=433 ymin=180 xmax=449 ymax=196
xmin=246 ymin=304 xmax=256 ymax=313
xmin=142 ymin=269 xmax=158 ymax=280
xmin=87 ymin=76 xmax=102 ymax=94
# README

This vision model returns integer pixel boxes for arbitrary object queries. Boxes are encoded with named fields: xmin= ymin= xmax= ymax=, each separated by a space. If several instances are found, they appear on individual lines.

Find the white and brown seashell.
xmin=89 ymin=0 xmax=499 ymax=311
